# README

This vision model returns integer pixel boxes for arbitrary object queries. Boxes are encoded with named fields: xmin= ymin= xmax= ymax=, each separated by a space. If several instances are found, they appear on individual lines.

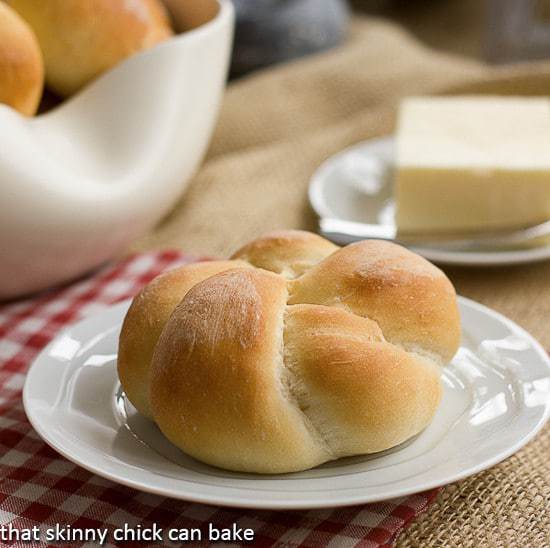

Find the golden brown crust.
xmin=118 ymin=260 xmax=250 ymax=418
xmin=119 ymin=230 xmax=461 ymax=473
xmin=231 ymin=230 xmax=339 ymax=278
xmin=0 ymin=2 xmax=43 ymax=115
xmin=284 ymin=305 xmax=442 ymax=456
xmin=150 ymin=269 xmax=329 ymax=473
xmin=289 ymin=239 xmax=461 ymax=363
xmin=7 ymin=0 xmax=173 ymax=96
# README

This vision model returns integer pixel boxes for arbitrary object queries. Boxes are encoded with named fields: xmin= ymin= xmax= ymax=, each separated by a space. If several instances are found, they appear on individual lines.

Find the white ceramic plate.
xmin=309 ymin=137 xmax=550 ymax=266
xmin=23 ymin=299 xmax=550 ymax=510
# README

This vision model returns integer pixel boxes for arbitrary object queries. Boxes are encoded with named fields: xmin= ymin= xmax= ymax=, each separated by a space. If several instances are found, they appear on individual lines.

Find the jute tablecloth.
xmin=132 ymin=16 xmax=550 ymax=546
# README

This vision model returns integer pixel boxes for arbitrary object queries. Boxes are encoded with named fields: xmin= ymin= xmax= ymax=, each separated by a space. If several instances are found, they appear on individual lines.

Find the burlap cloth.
xmin=131 ymin=16 xmax=550 ymax=547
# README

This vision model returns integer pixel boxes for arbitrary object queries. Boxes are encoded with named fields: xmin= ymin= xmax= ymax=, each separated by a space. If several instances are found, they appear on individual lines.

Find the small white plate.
xmin=309 ymin=137 xmax=550 ymax=266
xmin=24 ymin=299 xmax=550 ymax=510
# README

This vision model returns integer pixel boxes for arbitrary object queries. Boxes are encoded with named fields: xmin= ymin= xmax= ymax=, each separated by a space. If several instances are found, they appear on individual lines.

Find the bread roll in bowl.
xmin=7 ymin=0 xmax=173 ymax=97
xmin=119 ymin=231 xmax=461 ymax=473
xmin=0 ymin=2 xmax=43 ymax=115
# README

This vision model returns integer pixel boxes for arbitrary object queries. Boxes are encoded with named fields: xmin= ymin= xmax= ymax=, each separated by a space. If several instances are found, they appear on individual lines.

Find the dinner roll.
xmin=7 ymin=0 xmax=173 ymax=96
xmin=119 ymin=231 xmax=461 ymax=473
xmin=0 ymin=2 xmax=43 ymax=115
xmin=118 ymin=260 xmax=251 ymax=418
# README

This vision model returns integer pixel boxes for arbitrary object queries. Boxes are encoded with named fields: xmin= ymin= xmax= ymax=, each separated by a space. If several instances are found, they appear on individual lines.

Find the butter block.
xmin=395 ymin=96 xmax=550 ymax=233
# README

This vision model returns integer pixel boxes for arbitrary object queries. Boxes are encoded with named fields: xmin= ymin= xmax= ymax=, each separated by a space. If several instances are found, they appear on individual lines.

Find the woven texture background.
xmin=131 ymin=16 xmax=550 ymax=546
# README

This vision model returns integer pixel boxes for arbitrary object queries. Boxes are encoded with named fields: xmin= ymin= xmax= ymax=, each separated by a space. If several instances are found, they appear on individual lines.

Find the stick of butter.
xmin=395 ymin=96 xmax=550 ymax=233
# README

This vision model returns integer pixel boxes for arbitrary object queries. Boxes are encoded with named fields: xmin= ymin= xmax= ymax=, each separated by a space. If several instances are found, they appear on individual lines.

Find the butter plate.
xmin=309 ymin=138 xmax=550 ymax=266
xmin=23 ymin=298 xmax=550 ymax=509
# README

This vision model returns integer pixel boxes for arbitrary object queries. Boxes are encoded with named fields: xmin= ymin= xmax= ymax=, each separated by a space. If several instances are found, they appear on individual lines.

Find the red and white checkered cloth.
xmin=0 ymin=251 xmax=439 ymax=547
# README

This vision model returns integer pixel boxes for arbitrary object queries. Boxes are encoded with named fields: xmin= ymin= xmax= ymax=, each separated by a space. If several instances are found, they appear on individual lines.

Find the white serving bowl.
xmin=0 ymin=0 xmax=234 ymax=300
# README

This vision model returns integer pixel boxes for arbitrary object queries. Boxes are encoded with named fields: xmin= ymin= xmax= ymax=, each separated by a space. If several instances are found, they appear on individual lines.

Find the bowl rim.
xmin=167 ymin=0 xmax=233 ymax=40
xmin=150 ymin=0 xmax=233 ymax=51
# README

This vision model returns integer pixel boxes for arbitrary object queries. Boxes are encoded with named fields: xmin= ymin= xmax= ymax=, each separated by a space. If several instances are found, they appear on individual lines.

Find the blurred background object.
xmin=485 ymin=0 xmax=550 ymax=62
xmin=6 ymin=0 xmax=173 ymax=97
xmin=354 ymin=0 xmax=484 ymax=60
xmin=354 ymin=0 xmax=550 ymax=64
xmin=0 ymin=0 xmax=233 ymax=299
xmin=231 ymin=0 xmax=350 ymax=76
xmin=0 ymin=1 xmax=43 ymax=115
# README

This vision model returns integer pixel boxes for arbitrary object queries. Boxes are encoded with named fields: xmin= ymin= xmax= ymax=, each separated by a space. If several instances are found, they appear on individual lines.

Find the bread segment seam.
xmin=280 ymin=329 xmax=336 ymax=460
xmin=275 ymin=291 xmax=336 ymax=461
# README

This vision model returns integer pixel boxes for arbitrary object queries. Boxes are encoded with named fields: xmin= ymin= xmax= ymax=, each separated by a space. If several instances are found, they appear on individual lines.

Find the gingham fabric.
xmin=0 ymin=251 xmax=439 ymax=547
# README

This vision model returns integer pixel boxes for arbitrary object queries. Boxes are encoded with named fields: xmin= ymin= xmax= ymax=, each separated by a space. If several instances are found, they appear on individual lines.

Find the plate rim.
xmin=309 ymin=136 xmax=550 ymax=267
xmin=22 ymin=297 xmax=550 ymax=509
